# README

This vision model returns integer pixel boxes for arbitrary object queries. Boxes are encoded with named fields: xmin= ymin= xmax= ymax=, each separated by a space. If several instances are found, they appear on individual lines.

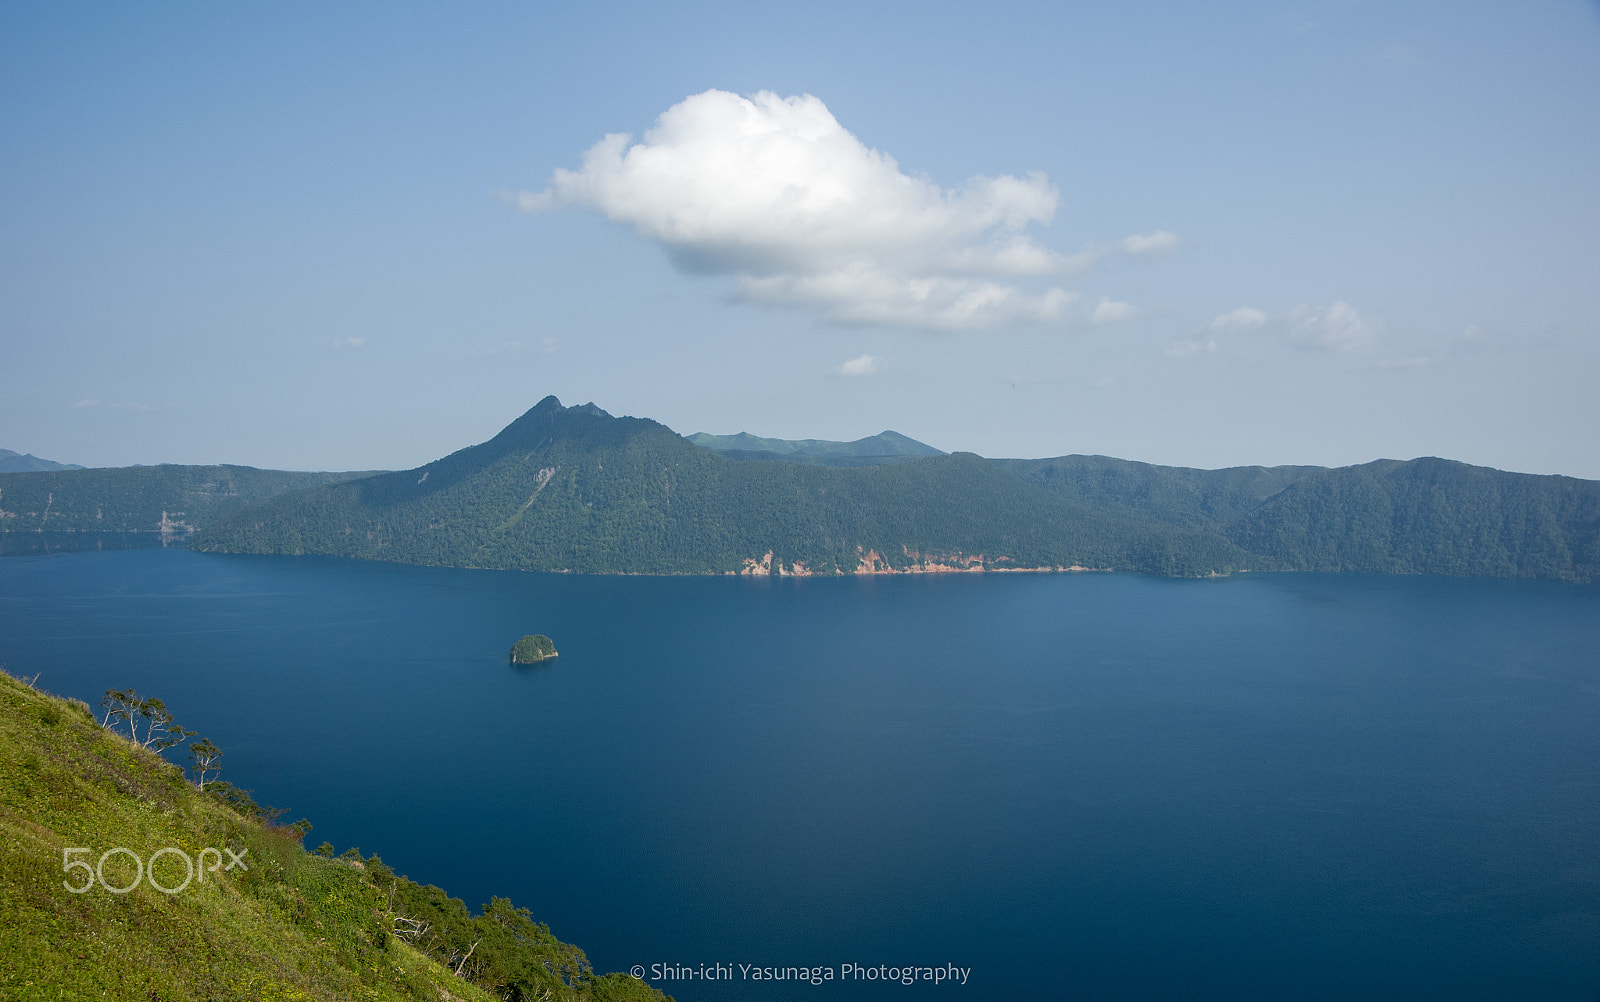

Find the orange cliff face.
xmin=738 ymin=551 xmax=775 ymax=575
xmin=857 ymin=546 xmax=989 ymax=574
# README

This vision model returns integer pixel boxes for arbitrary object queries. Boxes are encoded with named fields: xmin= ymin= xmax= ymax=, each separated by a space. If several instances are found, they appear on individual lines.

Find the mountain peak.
xmin=0 ymin=448 xmax=85 ymax=472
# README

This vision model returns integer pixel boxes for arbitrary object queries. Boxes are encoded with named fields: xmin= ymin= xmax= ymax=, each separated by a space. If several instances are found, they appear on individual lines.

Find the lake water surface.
xmin=2 ymin=548 xmax=1597 ymax=1000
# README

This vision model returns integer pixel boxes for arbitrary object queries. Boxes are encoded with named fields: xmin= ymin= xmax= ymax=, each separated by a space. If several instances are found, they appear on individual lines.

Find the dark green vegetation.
xmin=198 ymin=397 xmax=1245 ymax=577
xmin=511 ymin=634 xmax=559 ymax=663
xmin=1001 ymin=454 xmax=1600 ymax=582
xmin=0 ymin=448 xmax=83 ymax=473
xmin=0 ymin=464 xmax=380 ymax=533
xmin=0 ymin=670 xmax=668 ymax=1002
xmin=190 ymin=396 xmax=1600 ymax=582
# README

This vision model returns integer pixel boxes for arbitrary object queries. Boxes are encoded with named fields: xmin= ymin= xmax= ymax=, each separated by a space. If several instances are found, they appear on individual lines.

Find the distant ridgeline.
xmin=687 ymin=430 xmax=944 ymax=467
xmin=191 ymin=396 xmax=1600 ymax=583
xmin=0 ymin=448 xmax=83 ymax=473
xmin=0 ymin=465 xmax=381 ymax=533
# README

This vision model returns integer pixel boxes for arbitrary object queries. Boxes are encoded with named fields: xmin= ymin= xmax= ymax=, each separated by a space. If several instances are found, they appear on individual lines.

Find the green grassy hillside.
xmin=0 ymin=670 xmax=667 ymax=1002
xmin=0 ymin=465 xmax=381 ymax=534
xmin=196 ymin=397 xmax=1250 ymax=577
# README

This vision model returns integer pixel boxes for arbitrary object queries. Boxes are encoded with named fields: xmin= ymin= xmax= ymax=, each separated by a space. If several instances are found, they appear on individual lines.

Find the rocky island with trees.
xmin=510 ymin=634 xmax=558 ymax=663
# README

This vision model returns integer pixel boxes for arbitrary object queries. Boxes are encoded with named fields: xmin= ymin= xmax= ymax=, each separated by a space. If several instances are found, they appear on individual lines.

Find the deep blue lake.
xmin=2 ymin=546 xmax=1598 ymax=1000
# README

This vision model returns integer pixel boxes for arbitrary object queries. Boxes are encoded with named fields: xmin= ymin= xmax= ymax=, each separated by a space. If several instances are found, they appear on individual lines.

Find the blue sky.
xmin=3 ymin=1 xmax=1597 ymax=476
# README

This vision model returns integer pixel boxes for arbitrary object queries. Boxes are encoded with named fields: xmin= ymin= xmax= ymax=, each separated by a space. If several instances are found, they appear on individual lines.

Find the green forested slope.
xmin=0 ymin=670 xmax=666 ymax=1001
xmin=1000 ymin=454 xmax=1600 ymax=582
xmin=1226 ymin=458 xmax=1600 ymax=580
xmin=0 ymin=465 xmax=380 ymax=533
xmin=992 ymin=454 xmax=1325 ymax=531
xmin=197 ymin=397 xmax=1249 ymax=576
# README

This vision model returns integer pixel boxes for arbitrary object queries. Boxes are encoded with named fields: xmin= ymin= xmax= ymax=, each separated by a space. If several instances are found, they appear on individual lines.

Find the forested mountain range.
xmin=184 ymin=396 xmax=1600 ymax=583
xmin=997 ymin=454 xmax=1600 ymax=582
xmin=3 ymin=397 xmax=1593 ymax=581
xmin=193 ymin=397 xmax=1242 ymax=576
xmin=0 ymin=465 xmax=380 ymax=533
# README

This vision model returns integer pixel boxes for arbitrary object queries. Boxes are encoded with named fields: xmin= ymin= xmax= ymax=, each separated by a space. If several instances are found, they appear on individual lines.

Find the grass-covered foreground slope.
xmin=0 ymin=464 xmax=381 ymax=533
xmin=197 ymin=396 xmax=1249 ymax=576
xmin=0 ymin=670 xmax=668 ymax=1002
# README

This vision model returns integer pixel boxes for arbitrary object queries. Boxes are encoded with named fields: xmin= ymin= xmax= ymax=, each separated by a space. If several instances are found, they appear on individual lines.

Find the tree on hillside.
xmin=99 ymin=687 xmax=194 ymax=750
xmin=188 ymin=737 xmax=222 ymax=791
xmin=99 ymin=687 xmax=139 ymax=732
xmin=133 ymin=696 xmax=194 ymax=750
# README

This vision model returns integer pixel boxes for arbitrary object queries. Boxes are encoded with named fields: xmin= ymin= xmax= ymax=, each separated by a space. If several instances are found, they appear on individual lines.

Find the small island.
xmin=509 ymin=633 xmax=558 ymax=663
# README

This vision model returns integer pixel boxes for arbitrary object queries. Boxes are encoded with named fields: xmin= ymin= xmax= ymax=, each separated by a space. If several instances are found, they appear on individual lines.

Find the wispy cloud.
xmin=1091 ymin=298 xmax=1137 ymax=325
xmin=1208 ymin=306 xmax=1266 ymax=332
xmin=74 ymin=398 xmax=102 ymax=408
xmin=1120 ymin=231 xmax=1180 ymax=256
xmin=522 ymin=90 xmax=1173 ymax=331
xmin=1288 ymin=301 xmax=1378 ymax=352
xmin=837 ymin=353 xmax=881 ymax=377
xmin=1175 ymin=302 xmax=1380 ymax=357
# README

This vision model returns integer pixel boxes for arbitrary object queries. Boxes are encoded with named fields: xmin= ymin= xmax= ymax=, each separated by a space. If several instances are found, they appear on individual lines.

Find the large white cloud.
xmin=521 ymin=90 xmax=1168 ymax=331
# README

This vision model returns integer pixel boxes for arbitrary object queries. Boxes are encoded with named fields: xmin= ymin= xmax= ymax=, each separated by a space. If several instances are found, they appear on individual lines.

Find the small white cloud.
xmin=1091 ymin=298 xmax=1137 ymax=325
xmin=1163 ymin=338 xmax=1218 ymax=358
xmin=539 ymin=337 xmax=558 ymax=354
xmin=346 ymin=337 xmax=365 ymax=348
xmin=837 ymin=353 xmax=881 ymax=377
xmin=1288 ymin=301 xmax=1378 ymax=352
xmin=523 ymin=89 xmax=1168 ymax=331
xmin=1208 ymin=306 xmax=1267 ymax=332
xmin=75 ymin=398 xmax=102 ymax=408
xmin=1119 ymin=231 xmax=1180 ymax=256
xmin=1093 ymin=375 xmax=1116 ymax=387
